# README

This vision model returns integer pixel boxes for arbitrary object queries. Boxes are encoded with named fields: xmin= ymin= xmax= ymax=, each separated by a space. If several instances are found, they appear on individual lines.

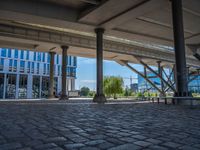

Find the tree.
xmin=80 ymin=86 xmax=90 ymax=96
xmin=123 ymin=86 xmax=133 ymax=97
xmin=104 ymin=76 xmax=124 ymax=99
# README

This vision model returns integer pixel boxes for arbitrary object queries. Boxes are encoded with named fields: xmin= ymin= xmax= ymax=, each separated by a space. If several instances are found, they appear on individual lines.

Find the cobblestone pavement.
xmin=0 ymin=101 xmax=200 ymax=150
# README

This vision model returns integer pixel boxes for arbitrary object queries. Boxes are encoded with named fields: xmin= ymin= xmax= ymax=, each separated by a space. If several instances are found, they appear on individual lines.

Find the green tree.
xmin=123 ymin=86 xmax=133 ymax=97
xmin=137 ymin=92 xmax=143 ymax=98
xmin=104 ymin=76 xmax=124 ymax=99
xmin=80 ymin=86 xmax=90 ymax=96
xmin=88 ymin=91 xmax=95 ymax=97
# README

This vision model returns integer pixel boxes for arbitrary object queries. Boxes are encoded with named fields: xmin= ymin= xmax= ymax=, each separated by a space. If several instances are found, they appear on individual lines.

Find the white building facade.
xmin=0 ymin=48 xmax=77 ymax=99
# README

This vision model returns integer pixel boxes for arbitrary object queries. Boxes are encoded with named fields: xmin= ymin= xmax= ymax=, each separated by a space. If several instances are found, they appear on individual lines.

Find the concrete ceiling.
xmin=0 ymin=0 xmax=199 ymax=67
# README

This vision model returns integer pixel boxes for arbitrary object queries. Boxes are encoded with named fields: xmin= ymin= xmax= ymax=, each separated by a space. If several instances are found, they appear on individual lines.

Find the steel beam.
xmin=163 ymin=67 xmax=174 ymax=85
xmin=139 ymin=60 xmax=176 ymax=92
xmin=157 ymin=61 xmax=165 ymax=95
xmin=124 ymin=62 xmax=163 ymax=94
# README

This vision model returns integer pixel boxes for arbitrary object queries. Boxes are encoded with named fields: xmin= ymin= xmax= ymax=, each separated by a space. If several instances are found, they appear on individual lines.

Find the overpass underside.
xmin=0 ymin=0 xmax=200 ymax=104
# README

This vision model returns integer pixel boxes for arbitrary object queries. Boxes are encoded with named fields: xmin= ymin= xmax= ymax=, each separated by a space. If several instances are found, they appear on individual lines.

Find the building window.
xmin=32 ymin=76 xmax=40 ymax=98
xmin=33 ymin=52 xmax=36 ymax=61
xmin=41 ymin=77 xmax=49 ymax=98
xmin=37 ymin=52 xmax=41 ymax=61
xmin=47 ymin=54 xmax=50 ymax=63
xmin=47 ymin=64 xmax=50 ymax=75
xmin=74 ymin=57 xmax=77 ymax=66
xmin=67 ymin=67 xmax=70 ymax=76
xmin=71 ymin=68 xmax=76 ymax=77
xmin=68 ymin=56 xmax=71 ymax=66
xmin=37 ymin=63 xmax=39 ymax=74
xmin=27 ymin=62 xmax=31 ymax=73
xmin=13 ymin=60 xmax=17 ymax=72
xmin=18 ymin=75 xmax=27 ymax=99
xmin=5 ymin=74 xmax=16 ymax=99
xmin=42 ymin=53 xmax=45 ymax=62
xmin=58 ymin=65 xmax=60 ymax=76
xmin=43 ymin=64 xmax=46 ymax=75
xmin=20 ymin=61 xmax=25 ymax=73
xmin=57 ymin=55 xmax=59 ymax=64
xmin=31 ymin=62 xmax=34 ymax=73
xmin=14 ymin=49 xmax=18 ymax=58
xmin=0 ymin=58 xmax=4 ymax=71
xmin=8 ymin=49 xmax=11 ymax=58
xmin=9 ymin=59 xmax=13 ymax=71
xmin=26 ymin=50 xmax=29 ymax=60
xmin=20 ymin=50 xmax=24 ymax=59
xmin=1 ymin=48 xmax=6 ymax=57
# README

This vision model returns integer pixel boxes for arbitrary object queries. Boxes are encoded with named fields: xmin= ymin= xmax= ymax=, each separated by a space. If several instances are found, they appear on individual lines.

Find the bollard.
xmin=157 ymin=97 xmax=159 ymax=104
xmin=172 ymin=98 xmax=175 ymax=105
xmin=165 ymin=97 xmax=167 ymax=104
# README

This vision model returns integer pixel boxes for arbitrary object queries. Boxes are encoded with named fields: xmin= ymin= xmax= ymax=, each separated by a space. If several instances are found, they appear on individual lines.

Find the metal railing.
xmin=147 ymin=96 xmax=200 ymax=105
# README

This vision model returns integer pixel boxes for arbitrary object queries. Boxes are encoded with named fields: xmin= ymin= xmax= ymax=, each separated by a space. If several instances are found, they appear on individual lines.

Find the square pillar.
xmin=48 ymin=52 xmax=55 ymax=99
xmin=60 ymin=46 xmax=68 ymax=100
xmin=93 ymin=28 xmax=106 ymax=103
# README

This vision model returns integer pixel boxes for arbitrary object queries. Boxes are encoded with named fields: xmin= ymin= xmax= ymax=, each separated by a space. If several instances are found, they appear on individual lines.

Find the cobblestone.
xmin=0 ymin=101 xmax=200 ymax=150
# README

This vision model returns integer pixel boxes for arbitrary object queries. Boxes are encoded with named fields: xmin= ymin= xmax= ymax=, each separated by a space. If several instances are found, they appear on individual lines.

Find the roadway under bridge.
xmin=0 ymin=0 xmax=199 ymax=104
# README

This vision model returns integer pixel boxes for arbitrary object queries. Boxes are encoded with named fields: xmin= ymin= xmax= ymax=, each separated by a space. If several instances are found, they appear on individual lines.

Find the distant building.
xmin=189 ymin=75 xmax=200 ymax=93
xmin=0 ymin=48 xmax=77 ymax=99
xmin=138 ymin=71 xmax=161 ymax=93
xmin=130 ymin=83 xmax=138 ymax=92
xmin=137 ymin=70 xmax=200 ymax=93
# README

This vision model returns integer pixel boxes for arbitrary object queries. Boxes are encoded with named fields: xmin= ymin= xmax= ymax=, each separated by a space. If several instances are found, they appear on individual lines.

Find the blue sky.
xmin=75 ymin=57 xmax=144 ymax=90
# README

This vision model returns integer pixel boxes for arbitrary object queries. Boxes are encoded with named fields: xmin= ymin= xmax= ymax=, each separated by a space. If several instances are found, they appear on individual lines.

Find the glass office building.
xmin=138 ymin=71 xmax=161 ymax=93
xmin=138 ymin=70 xmax=200 ymax=93
xmin=0 ymin=48 xmax=77 ymax=99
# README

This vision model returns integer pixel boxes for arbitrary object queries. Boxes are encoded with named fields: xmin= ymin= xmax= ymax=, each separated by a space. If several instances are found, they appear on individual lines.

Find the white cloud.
xmin=80 ymin=80 xmax=96 ymax=84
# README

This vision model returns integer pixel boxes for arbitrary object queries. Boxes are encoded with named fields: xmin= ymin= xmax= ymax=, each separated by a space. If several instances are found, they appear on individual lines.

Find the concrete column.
xmin=171 ymin=0 xmax=189 ymax=98
xmin=93 ymin=28 xmax=106 ymax=103
xmin=48 ymin=52 xmax=55 ymax=99
xmin=60 ymin=46 xmax=68 ymax=100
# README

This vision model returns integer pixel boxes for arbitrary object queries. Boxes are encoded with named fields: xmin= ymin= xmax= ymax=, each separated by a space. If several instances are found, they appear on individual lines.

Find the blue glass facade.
xmin=138 ymin=70 xmax=200 ymax=93
xmin=189 ymin=75 xmax=200 ymax=93
xmin=0 ymin=48 xmax=77 ymax=99
xmin=138 ymin=71 xmax=161 ymax=92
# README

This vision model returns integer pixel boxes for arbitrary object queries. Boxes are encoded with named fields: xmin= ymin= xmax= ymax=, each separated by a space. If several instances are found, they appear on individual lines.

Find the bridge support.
xmin=93 ymin=28 xmax=106 ymax=103
xmin=171 ymin=0 xmax=191 ymax=104
xmin=157 ymin=61 xmax=165 ymax=96
xmin=121 ymin=61 xmax=163 ymax=94
xmin=138 ymin=59 xmax=176 ymax=93
xmin=60 ymin=46 xmax=68 ymax=100
xmin=48 ymin=52 xmax=55 ymax=99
